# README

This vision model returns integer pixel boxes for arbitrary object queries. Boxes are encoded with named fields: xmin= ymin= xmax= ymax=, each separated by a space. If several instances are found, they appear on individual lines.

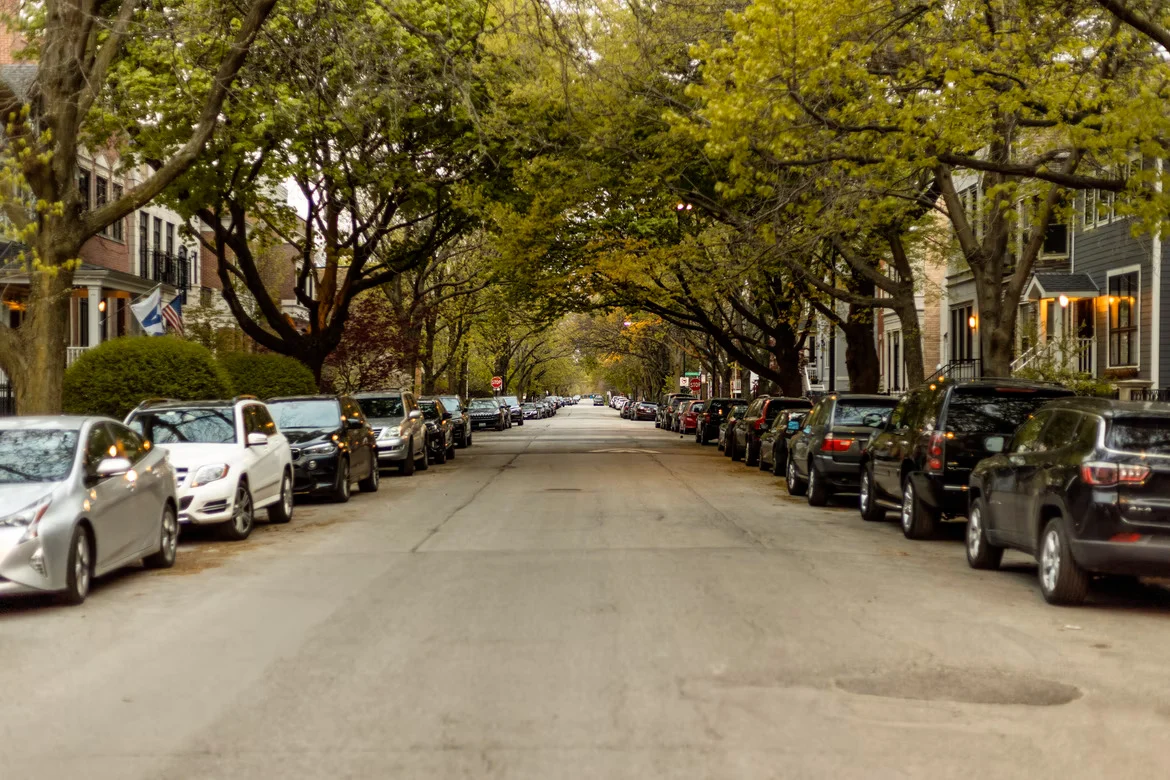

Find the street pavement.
xmin=4 ymin=403 xmax=1170 ymax=778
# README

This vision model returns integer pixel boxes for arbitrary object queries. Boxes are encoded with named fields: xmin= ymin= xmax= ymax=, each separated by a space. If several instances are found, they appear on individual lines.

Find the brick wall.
xmin=198 ymin=236 xmax=223 ymax=291
xmin=80 ymin=234 xmax=131 ymax=274
xmin=0 ymin=5 xmax=24 ymax=66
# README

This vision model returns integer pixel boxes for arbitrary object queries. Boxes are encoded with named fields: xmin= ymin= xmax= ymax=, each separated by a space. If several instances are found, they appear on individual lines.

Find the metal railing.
xmin=145 ymin=249 xmax=191 ymax=303
xmin=66 ymin=346 xmax=90 ymax=367
xmin=1131 ymin=388 xmax=1170 ymax=403
xmin=930 ymin=358 xmax=982 ymax=383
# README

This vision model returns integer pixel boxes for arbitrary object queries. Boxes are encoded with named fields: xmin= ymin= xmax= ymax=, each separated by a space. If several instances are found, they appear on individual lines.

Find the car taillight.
xmin=753 ymin=417 xmax=766 ymax=431
xmin=1081 ymin=461 xmax=1150 ymax=487
xmin=926 ymin=431 xmax=945 ymax=473
xmin=702 ymin=413 xmax=710 ymax=423
xmin=821 ymin=437 xmax=853 ymax=452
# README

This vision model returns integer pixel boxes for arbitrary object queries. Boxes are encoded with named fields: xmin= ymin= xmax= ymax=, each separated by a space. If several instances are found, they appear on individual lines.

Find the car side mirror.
xmin=94 ymin=456 xmax=132 ymax=479
xmin=408 ymin=410 xmax=423 ymax=421
xmin=787 ymin=420 xmax=800 ymax=432
xmin=985 ymin=435 xmax=1007 ymax=454
xmin=346 ymin=417 xmax=364 ymax=430
xmin=246 ymin=432 xmax=269 ymax=447
xmin=442 ymin=411 xmax=453 ymax=420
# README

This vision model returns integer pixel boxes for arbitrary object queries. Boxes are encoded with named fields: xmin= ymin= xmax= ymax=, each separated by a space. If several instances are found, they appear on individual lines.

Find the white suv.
xmin=125 ymin=397 xmax=294 ymax=541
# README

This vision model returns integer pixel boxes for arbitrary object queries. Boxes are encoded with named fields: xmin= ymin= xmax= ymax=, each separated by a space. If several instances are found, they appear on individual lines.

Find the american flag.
xmin=162 ymin=297 xmax=184 ymax=335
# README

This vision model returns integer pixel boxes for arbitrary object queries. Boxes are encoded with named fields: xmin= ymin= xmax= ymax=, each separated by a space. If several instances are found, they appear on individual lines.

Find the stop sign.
xmin=491 ymin=376 xmax=504 ymax=391
xmin=689 ymin=376 xmax=701 ymax=391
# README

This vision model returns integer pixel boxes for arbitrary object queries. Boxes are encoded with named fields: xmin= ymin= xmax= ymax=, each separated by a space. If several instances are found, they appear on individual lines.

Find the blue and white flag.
xmin=131 ymin=286 xmax=165 ymax=336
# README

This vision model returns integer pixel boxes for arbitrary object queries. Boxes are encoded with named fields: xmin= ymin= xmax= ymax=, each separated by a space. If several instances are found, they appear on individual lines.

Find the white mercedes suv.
xmin=125 ymin=397 xmax=294 ymax=541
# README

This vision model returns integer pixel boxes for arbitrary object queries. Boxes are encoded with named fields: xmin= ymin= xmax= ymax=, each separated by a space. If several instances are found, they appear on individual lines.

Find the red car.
xmin=679 ymin=400 xmax=706 ymax=435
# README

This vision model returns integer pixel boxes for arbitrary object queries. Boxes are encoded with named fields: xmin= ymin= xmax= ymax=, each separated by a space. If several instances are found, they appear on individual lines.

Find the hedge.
xmin=219 ymin=352 xmax=318 ymax=399
xmin=63 ymin=336 xmax=234 ymax=419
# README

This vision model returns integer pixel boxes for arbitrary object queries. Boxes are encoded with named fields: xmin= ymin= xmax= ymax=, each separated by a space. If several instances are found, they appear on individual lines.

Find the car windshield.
xmin=523 ymin=403 xmax=536 ymax=409
xmin=0 ymin=429 xmax=79 ymax=484
xmin=131 ymin=408 xmax=236 ymax=444
xmin=269 ymin=400 xmax=341 ymax=430
xmin=690 ymin=403 xmax=705 ymax=413
xmin=439 ymin=397 xmax=462 ymax=412
xmin=502 ymin=396 xmax=519 ymax=405
xmin=356 ymin=397 xmax=404 ymax=419
xmin=1108 ymin=418 xmax=1170 ymax=454
xmin=469 ymin=400 xmax=497 ymax=410
xmin=835 ymin=401 xmax=898 ymax=426
xmin=945 ymin=389 xmax=1068 ymax=434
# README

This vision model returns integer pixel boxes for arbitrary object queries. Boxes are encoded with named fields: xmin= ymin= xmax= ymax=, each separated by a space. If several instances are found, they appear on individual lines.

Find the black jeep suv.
xmin=858 ymin=378 xmax=1073 ymax=539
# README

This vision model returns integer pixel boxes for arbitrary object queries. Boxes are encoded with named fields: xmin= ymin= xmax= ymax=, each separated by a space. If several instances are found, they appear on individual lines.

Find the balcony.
xmin=139 ymin=249 xmax=192 ymax=303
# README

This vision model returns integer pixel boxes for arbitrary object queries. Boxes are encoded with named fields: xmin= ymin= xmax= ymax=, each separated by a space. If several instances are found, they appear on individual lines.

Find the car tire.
xmin=807 ymin=462 xmax=831 ymax=506
xmin=434 ymin=442 xmax=447 ymax=465
xmin=267 ymin=471 xmax=295 ymax=524
xmin=145 ymin=503 xmax=180 ymax=568
xmin=758 ymin=448 xmax=770 ymax=471
xmin=496 ymin=421 xmax=504 ymax=431
xmin=447 ymin=440 xmax=456 ymax=460
xmin=466 ymin=431 xmax=472 ymax=447
xmin=330 ymin=459 xmax=352 ymax=504
xmin=61 ymin=525 xmax=93 ymax=605
xmin=400 ymin=440 xmax=416 ymax=476
xmin=1039 ymin=517 xmax=1090 ymax=606
xmin=358 ymin=458 xmax=380 ymax=493
xmin=730 ymin=436 xmax=743 ymax=462
xmin=221 ymin=481 xmax=256 ymax=539
xmin=417 ymin=444 xmax=429 ymax=471
xmin=786 ymin=459 xmax=807 ymax=497
xmin=518 ymin=419 xmax=524 ymax=426
xmin=858 ymin=465 xmax=886 ymax=523
xmin=900 ymin=477 xmax=937 ymax=540
xmin=772 ymin=446 xmax=786 ymax=477
xmin=746 ymin=442 xmax=759 ymax=467
xmin=966 ymin=496 xmax=1003 ymax=570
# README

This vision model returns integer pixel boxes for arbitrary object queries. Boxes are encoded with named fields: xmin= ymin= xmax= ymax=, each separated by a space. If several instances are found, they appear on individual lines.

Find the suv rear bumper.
xmin=909 ymin=473 xmax=969 ymax=517
xmin=1070 ymin=538 xmax=1170 ymax=577
xmin=812 ymin=453 xmax=863 ymax=490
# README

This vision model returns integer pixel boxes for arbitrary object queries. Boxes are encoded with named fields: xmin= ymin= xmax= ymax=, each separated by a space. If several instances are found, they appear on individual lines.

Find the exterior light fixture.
xmin=968 ymin=315 xmax=977 ymax=329
xmin=1058 ymin=295 xmax=1069 ymax=308
xmin=98 ymin=299 xmax=107 ymax=313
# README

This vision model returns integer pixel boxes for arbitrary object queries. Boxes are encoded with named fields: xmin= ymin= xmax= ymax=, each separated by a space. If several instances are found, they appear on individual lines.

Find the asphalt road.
xmin=4 ymin=403 xmax=1170 ymax=778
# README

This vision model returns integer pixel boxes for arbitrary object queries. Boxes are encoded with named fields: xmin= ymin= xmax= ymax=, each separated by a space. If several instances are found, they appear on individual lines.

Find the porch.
xmin=1013 ymin=273 xmax=1100 ymax=377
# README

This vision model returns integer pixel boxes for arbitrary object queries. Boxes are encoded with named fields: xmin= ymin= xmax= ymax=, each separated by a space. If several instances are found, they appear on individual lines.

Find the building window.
xmin=95 ymin=177 xmax=108 ymax=235
xmin=153 ymin=217 xmax=162 ymax=250
xmin=1108 ymin=271 xmax=1139 ymax=367
xmin=78 ymin=168 xmax=90 ymax=212
xmin=1095 ymin=190 xmax=1114 ymax=227
xmin=138 ymin=213 xmax=149 ymax=276
xmin=958 ymin=185 xmax=982 ymax=241
xmin=166 ymin=222 xmax=175 ymax=255
xmin=950 ymin=304 xmax=975 ymax=362
xmin=110 ymin=184 xmax=124 ymax=241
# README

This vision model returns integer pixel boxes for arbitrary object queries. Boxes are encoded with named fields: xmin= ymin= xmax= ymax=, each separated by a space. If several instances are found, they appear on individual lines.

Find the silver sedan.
xmin=0 ymin=416 xmax=179 ymax=605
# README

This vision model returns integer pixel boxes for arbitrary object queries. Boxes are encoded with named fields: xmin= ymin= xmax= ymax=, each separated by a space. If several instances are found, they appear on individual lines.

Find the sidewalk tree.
xmin=0 ymin=0 xmax=277 ymax=413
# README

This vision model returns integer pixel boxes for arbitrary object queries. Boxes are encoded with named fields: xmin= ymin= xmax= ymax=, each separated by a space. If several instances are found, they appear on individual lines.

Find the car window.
xmin=268 ymin=399 xmax=342 ymax=430
xmin=1011 ymin=411 xmax=1051 ymax=454
xmin=887 ymin=393 xmax=913 ymax=430
xmin=0 ymin=428 xmax=80 ymax=484
xmin=109 ymin=422 xmax=148 ymax=464
xmin=1107 ymin=416 xmax=1170 ymax=455
xmin=834 ymin=400 xmax=899 ymax=426
xmin=243 ymin=406 xmax=263 ymax=435
xmin=945 ymin=387 xmax=1067 ymax=435
xmin=1039 ymin=410 xmax=1082 ymax=450
xmin=805 ymin=401 xmax=827 ymax=428
xmin=356 ymin=396 xmax=405 ymax=418
xmin=346 ymin=398 xmax=366 ymax=423
xmin=1076 ymin=416 xmax=1102 ymax=451
xmin=85 ymin=423 xmax=117 ymax=472
xmin=419 ymin=402 xmax=441 ymax=421
xmin=439 ymin=396 xmax=462 ymax=413
xmin=253 ymin=405 xmax=277 ymax=435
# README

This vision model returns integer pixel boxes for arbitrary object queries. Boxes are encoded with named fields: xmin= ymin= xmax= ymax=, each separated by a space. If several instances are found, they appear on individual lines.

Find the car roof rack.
xmin=129 ymin=397 xmax=179 ymax=412
xmin=232 ymin=394 xmax=259 ymax=403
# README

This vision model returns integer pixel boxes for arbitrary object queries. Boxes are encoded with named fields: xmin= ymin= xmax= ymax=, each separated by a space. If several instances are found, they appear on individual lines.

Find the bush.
xmin=63 ymin=336 xmax=234 ymax=418
xmin=219 ymin=352 xmax=317 ymax=399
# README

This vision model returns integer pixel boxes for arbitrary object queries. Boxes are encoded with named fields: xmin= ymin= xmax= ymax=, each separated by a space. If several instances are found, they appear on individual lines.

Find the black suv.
xmin=968 ymin=398 xmax=1170 ymax=605
xmin=437 ymin=395 xmax=472 ymax=447
xmin=859 ymin=378 xmax=1073 ymax=538
xmin=696 ymin=398 xmax=743 ymax=445
xmin=758 ymin=408 xmax=809 ymax=477
xmin=786 ymin=394 xmax=899 ymax=506
xmin=728 ymin=396 xmax=812 ymax=466
xmin=419 ymin=397 xmax=456 ymax=464
xmin=267 ymin=395 xmax=380 ymax=501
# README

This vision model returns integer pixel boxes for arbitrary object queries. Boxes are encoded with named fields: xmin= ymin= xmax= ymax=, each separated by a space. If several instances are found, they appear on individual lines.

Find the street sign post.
xmin=491 ymin=376 xmax=503 ymax=391
xmin=684 ymin=371 xmax=701 ymax=377
xmin=688 ymin=376 xmax=701 ymax=392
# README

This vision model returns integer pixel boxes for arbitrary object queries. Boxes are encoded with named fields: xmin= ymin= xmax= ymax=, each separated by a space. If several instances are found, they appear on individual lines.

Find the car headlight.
xmin=379 ymin=425 xmax=402 ymax=440
xmin=303 ymin=442 xmax=338 ymax=456
xmin=0 ymin=497 xmax=51 ymax=529
xmin=190 ymin=464 xmax=230 ymax=487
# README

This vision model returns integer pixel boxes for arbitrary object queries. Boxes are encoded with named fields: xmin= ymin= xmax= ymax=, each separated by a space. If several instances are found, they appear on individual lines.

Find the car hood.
xmin=0 ymin=482 xmax=60 ymax=514
xmin=157 ymin=442 xmax=240 ymax=466
xmin=366 ymin=416 xmax=404 ymax=429
xmin=282 ymin=428 xmax=337 ymax=445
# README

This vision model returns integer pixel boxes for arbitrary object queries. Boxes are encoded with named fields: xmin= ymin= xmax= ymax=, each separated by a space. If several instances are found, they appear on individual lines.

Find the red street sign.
xmin=491 ymin=376 xmax=504 ymax=390
xmin=689 ymin=377 xmax=701 ymax=391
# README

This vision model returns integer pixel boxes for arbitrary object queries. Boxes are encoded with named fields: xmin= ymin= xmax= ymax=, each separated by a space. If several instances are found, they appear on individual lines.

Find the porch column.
xmin=86 ymin=286 xmax=102 ymax=347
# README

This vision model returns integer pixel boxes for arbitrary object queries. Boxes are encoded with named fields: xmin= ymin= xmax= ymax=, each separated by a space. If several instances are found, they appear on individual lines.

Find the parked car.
xmin=858 ymin=378 xmax=1074 ymax=538
xmin=966 ymin=398 xmax=1170 ymax=604
xmin=759 ymin=409 xmax=809 ymax=477
xmin=268 ymin=395 xmax=380 ymax=499
xmin=437 ymin=395 xmax=472 ymax=448
xmin=635 ymin=401 xmax=658 ymax=421
xmin=696 ymin=398 xmax=743 ymax=445
xmin=354 ymin=391 xmax=428 ymax=476
xmin=522 ymin=402 xmax=540 ymax=420
xmin=500 ymin=395 xmax=524 ymax=426
xmin=719 ymin=403 xmax=749 ymax=452
xmin=126 ymin=397 xmax=294 ymax=539
xmin=657 ymin=393 xmax=694 ymax=429
xmin=678 ymin=401 xmax=705 ymax=435
xmin=419 ymin=398 xmax=456 ymax=464
xmin=593 ymin=396 xmax=605 ymax=406
xmin=0 ymin=416 xmax=178 ymax=604
xmin=469 ymin=398 xmax=509 ymax=430
xmin=786 ymin=394 xmax=900 ymax=506
xmin=728 ymin=396 xmax=813 ymax=465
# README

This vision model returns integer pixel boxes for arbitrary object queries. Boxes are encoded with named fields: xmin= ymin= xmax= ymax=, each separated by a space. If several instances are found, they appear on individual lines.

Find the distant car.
xmin=660 ymin=394 xmax=696 ymax=431
xmin=635 ymin=401 xmax=658 ymax=421
xmin=268 ymin=395 xmax=380 ymax=500
xmin=126 ymin=397 xmax=294 ymax=539
xmin=419 ymin=398 xmax=456 ymax=464
xmin=437 ymin=395 xmax=472 ymax=448
xmin=355 ymin=391 xmax=428 ymax=476
xmin=696 ymin=398 xmax=742 ymax=445
xmin=719 ymin=403 xmax=749 ymax=451
xmin=593 ymin=396 xmax=604 ymax=406
xmin=728 ymin=396 xmax=813 ymax=465
xmin=522 ymin=402 xmax=540 ymax=419
xmin=468 ymin=398 xmax=509 ymax=430
xmin=758 ymin=409 xmax=808 ymax=477
xmin=678 ymin=401 xmax=705 ymax=434
xmin=0 ymin=416 xmax=178 ymax=605
xmin=786 ymin=394 xmax=899 ymax=506
xmin=859 ymin=378 xmax=1074 ymax=538
xmin=500 ymin=395 xmax=524 ymax=426
xmin=967 ymin=398 xmax=1170 ymax=605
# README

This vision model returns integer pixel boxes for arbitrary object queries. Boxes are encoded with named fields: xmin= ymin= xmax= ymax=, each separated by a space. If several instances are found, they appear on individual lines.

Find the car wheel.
xmin=434 ymin=442 xmax=447 ymax=464
xmin=330 ymin=459 xmax=352 ymax=504
xmin=900 ymin=477 xmax=937 ymax=540
xmin=417 ymin=443 xmax=430 ymax=471
xmin=267 ymin=471 xmax=294 ymax=524
xmin=746 ymin=442 xmax=759 ymax=467
xmin=467 ymin=431 xmax=472 ymax=447
xmin=786 ymin=459 xmax=807 ymax=497
xmin=400 ymin=440 xmax=416 ymax=476
xmin=730 ymin=437 xmax=743 ymax=462
xmin=858 ymin=465 xmax=886 ymax=522
xmin=966 ymin=497 xmax=1004 ymax=570
xmin=61 ymin=525 xmax=93 ymax=605
xmin=447 ymin=440 xmax=456 ymax=459
xmin=359 ymin=458 xmax=380 ymax=493
xmin=758 ymin=446 xmax=770 ymax=471
xmin=771 ymin=446 xmax=786 ymax=477
xmin=145 ymin=503 xmax=179 ymax=569
xmin=221 ymin=481 xmax=256 ymax=540
xmin=807 ymin=461 xmax=831 ymax=506
xmin=1039 ymin=517 xmax=1089 ymax=605
xmin=496 ymin=420 xmax=504 ymax=431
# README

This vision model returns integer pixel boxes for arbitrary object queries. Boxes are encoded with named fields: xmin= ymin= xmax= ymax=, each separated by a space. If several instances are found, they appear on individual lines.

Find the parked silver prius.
xmin=0 ymin=416 xmax=179 ymax=605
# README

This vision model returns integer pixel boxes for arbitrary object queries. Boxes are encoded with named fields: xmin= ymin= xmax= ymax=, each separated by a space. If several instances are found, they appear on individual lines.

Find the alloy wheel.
xmin=282 ymin=475 xmax=294 ymax=517
xmin=860 ymin=471 xmax=870 ymax=513
xmin=74 ymin=532 xmax=91 ymax=600
xmin=901 ymin=483 xmax=914 ymax=532
xmin=161 ymin=507 xmax=178 ymax=565
xmin=234 ymin=484 xmax=254 ymax=535
xmin=787 ymin=460 xmax=797 ymax=491
xmin=967 ymin=504 xmax=983 ymax=560
xmin=1040 ymin=528 xmax=1061 ymax=594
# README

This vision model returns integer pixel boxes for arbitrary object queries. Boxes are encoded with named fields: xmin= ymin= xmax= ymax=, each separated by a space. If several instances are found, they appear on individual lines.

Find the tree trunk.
xmin=841 ymin=316 xmax=879 ymax=392
xmin=10 ymin=264 xmax=73 ymax=414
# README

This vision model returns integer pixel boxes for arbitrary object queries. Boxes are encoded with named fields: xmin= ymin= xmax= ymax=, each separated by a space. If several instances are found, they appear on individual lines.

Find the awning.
xmin=1024 ymin=273 xmax=1099 ymax=301
xmin=0 ymin=262 xmax=175 ymax=298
